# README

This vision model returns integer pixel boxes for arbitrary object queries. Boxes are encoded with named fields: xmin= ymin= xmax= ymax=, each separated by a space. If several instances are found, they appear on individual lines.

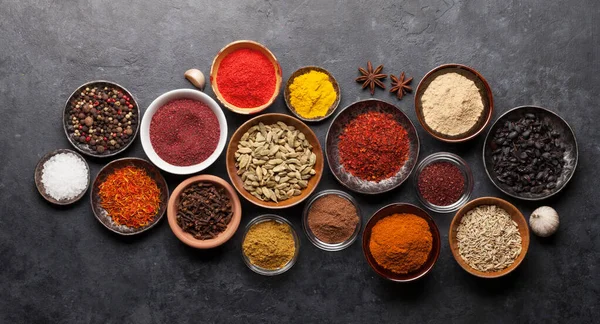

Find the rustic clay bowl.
xmin=325 ymin=99 xmax=420 ymax=194
xmin=210 ymin=40 xmax=282 ymax=115
xmin=415 ymin=64 xmax=493 ymax=143
xmin=362 ymin=203 xmax=441 ymax=282
xmin=167 ymin=175 xmax=242 ymax=249
xmin=449 ymin=197 xmax=530 ymax=278
xmin=63 ymin=80 xmax=140 ymax=157
xmin=483 ymin=106 xmax=578 ymax=201
xmin=226 ymin=113 xmax=324 ymax=209
xmin=35 ymin=149 xmax=90 ymax=205
xmin=90 ymin=158 xmax=168 ymax=235
xmin=283 ymin=66 xmax=341 ymax=122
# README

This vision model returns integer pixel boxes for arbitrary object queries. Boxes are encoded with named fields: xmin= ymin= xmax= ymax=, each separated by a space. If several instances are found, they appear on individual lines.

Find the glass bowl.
xmin=241 ymin=214 xmax=300 ymax=276
xmin=413 ymin=152 xmax=473 ymax=213
xmin=302 ymin=190 xmax=362 ymax=251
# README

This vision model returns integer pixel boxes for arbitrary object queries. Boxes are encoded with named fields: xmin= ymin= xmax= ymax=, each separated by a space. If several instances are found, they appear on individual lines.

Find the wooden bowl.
xmin=167 ymin=175 xmax=242 ymax=249
xmin=63 ymin=80 xmax=140 ymax=157
xmin=415 ymin=64 xmax=494 ymax=143
xmin=449 ymin=197 xmax=530 ymax=278
xmin=325 ymin=99 xmax=420 ymax=194
xmin=362 ymin=203 xmax=441 ymax=282
xmin=210 ymin=40 xmax=282 ymax=115
xmin=90 ymin=158 xmax=168 ymax=235
xmin=483 ymin=106 xmax=578 ymax=201
xmin=35 ymin=149 xmax=90 ymax=205
xmin=226 ymin=113 xmax=324 ymax=209
xmin=283 ymin=66 xmax=341 ymax=122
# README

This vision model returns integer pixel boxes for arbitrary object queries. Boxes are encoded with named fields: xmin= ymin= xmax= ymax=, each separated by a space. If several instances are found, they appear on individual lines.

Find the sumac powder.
xmin=418 ymin=162 xmax=465 ymax=206
xmin=338 ymin=111 xmax=410 ymax=182
xmin=150 ymin=99 xmax=219 ymax=166
xmin=307 ymin=194 xmax=359 ymax=244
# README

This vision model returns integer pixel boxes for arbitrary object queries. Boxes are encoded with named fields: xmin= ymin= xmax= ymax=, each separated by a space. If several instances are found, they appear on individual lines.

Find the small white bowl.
xmin=140 ymin=89 xmax=228 ymax=174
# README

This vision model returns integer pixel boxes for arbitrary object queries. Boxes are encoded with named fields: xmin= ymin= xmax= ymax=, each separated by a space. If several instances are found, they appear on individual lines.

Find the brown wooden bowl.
xmin=35 ymin=149 xmax=90 ymax=205
xmin=362 ymin=203 xmax=441 ymax=282
xmin=226 ymin=113 xmax=324 ymax=209
xmin=449 ymin=197 xmax=530 ymax=278
xmin=414 ymin=64 xmax=494 ymax=143
xmin=210 ymin=40 xmax=282 ymax=115
xmin=90 ymin=158 xmax=168 ymax=235
xmin=167 ymin=175 xmax=242 ymax=249
xmin=283 ymin=66 xmax=341 ymax=122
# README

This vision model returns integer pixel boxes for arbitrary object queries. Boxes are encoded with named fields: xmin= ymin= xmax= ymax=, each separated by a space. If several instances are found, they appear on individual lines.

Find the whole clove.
xmin=176 ymin=182 xmax=233 ymax=240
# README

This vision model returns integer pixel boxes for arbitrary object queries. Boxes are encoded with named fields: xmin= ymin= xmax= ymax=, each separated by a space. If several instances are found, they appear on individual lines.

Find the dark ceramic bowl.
xmin=90 ymin=158 xmax=168 ymax=235
xmin=415 ymin=64 xmax=493 ymax=142
xmin=34 ymin=149 xmax=90 ymax=205
xmin=362 ymin=203 xmax=441 ymax=282
xmin=483 ymin=106 xmax=578 ymax=200
xmin=325 ymin=99 xmax=420 ymax=194
xmin=63 ymin=80 xmax=140 ymax=158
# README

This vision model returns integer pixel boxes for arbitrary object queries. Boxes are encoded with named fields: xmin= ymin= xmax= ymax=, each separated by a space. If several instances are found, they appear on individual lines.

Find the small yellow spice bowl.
xmin=241 ymin=214 xmax=300 ymax=276
xmin=284 ymin=66 xmax=341 ymax=122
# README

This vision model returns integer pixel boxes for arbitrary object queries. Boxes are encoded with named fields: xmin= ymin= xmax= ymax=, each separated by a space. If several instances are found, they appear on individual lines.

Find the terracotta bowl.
xmin=210 ymin=40 xmax=282 ymax=115
xmin=283 ymin=66 xmax=341 ymax=122
xmin=167 ymin=175 xmax=242 ymax=249
xmin=90 ymin=158 xmax=168 ymax=235
xmin=449 ymin=197 xmax=530 ymax=278
xmin=226 ymin=113 xmax=324 ymax=209
xmin=325 ymin=99 xmax=420 ymax=194
xmin=414 ymin=64 xmax=494 ymax=143
xmin=362 ymin=203 xmax=441 ymax=282
xmin=35 ymin=148 xmax=90 ymax=205
xmin=63 ymin=80 xmax=140 ymax=157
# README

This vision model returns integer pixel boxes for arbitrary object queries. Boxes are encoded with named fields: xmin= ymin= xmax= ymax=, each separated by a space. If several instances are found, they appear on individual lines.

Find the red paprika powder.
xmin=338 ymin=111 xmax=410 ymax=182
xmin=216 ymin=48 xmax=276 ymax=108
xmin=418 ymin=162 xmax=465 ymax=205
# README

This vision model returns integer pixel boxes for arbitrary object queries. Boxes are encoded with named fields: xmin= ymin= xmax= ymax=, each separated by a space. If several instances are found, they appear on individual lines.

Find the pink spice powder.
xmin=150 ymin=99 xmax=220 ymax=166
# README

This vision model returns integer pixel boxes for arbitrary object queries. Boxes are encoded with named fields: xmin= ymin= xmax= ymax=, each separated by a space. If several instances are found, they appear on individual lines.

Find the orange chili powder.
xmin=98 ymin=166 xmax=161 ymax=228
xmin=369 ymin=213 xmax=432 ymax=274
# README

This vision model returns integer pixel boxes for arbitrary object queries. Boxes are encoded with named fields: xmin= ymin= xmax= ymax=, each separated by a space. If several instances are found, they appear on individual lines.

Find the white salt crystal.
xmin=41 ymin=153 xmax=88 ymax=201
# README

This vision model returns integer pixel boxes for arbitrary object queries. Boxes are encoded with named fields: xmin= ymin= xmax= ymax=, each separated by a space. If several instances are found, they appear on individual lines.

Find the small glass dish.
xmin=302 ymin=190 xmax=362 ymax=251
xmin=241 ymin=214 xmax=300 ymax=276
xmin=413 ymin=152 xmax=473 ymax=213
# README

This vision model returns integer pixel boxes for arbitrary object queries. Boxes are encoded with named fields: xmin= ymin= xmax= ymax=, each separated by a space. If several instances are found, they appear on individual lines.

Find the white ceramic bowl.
xmin=140 ymin=89 xmax=228 ymax=174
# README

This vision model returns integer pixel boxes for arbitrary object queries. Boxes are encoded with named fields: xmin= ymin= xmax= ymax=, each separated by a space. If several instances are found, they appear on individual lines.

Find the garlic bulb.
xmin=184 ymin=69 xmax=206 ymax=90
xmin=529 ymin=206 xmax=559 ymax=237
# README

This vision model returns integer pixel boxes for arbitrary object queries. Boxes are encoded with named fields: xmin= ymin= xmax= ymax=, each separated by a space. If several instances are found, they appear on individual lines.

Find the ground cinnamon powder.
xmin=307 ymin=194 xmax=359 ymax=244
xmin=369 ymin=213 xmax=432 ymax=274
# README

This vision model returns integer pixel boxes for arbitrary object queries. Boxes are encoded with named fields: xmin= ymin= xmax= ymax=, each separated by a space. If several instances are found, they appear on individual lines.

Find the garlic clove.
xmin=529 ymin=206 xmax=559 ymax=237
xmin=184 ymin=69 xmax=206 ymax=91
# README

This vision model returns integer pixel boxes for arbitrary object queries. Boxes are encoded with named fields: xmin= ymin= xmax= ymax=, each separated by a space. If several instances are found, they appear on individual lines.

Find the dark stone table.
xmin=1 ymin=1 xmax=598 ymax=323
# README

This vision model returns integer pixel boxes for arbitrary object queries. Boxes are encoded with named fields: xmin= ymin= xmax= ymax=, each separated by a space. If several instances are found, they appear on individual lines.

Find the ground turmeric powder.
xmin=369 ymin=213 xmax=432 ymax=274
xmin=288 ymin=70 xmax=337 ymax=119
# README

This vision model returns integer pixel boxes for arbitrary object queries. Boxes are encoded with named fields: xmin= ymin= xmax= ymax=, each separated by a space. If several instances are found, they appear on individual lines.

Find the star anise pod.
xmin=389 ymin=72 xmax=413 ymax=100
xmin=356 ymin=61 xmax=387 ymax=95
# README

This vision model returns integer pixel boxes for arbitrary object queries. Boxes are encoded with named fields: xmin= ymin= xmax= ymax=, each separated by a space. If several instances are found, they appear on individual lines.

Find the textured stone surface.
xmin=1 ymin=0 xmax=598 ymax=323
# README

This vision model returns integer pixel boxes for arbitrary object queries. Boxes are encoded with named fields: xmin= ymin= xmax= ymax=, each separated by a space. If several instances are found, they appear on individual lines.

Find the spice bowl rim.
xmin=362 ymin=203 xmax=441 ymax=282
xmin=301 ymin=189 xmax=362 ymax=252
xmin=325 ymin=98 xmax=420 ymax=195
xmin=225 ymin=112 xmax=324 ymax=209
xmin=90 ymin=157 xmax=169 ymax=236
xmin=241 ymin=214 xmax=300 ymax=276
xmin=482 ymin=105 xmax=579 ymax=201
xmin=210 ymin=40 xmax=283 ymax=115
xmin=414 ymin=63 xmax=494 ymax=143
xmin=63 ymin=80 xmax=141 ymax=158
xmin=167 ymin=174 xmax=242 ymax=249
xmin=34 ymin=148 xmax=90 ymax=205
xmin=413 ymin=152 xmax=474 ymax=213
xmin=140 ymin=88 xmax=228 ymax=175
xmin=449 ymin=196 xmax=530 ymax=278
xmin=283 ymin=65 xmax=341 ymax=123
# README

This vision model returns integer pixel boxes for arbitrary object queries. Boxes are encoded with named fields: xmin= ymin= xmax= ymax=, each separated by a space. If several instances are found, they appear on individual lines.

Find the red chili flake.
xmin=338 ymin=111 xmax=410 ymax=182
xmin=418 ymin=161 xmax=465 ymax=206
xmin=150 ymin=99 xmax=220 ymax=166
